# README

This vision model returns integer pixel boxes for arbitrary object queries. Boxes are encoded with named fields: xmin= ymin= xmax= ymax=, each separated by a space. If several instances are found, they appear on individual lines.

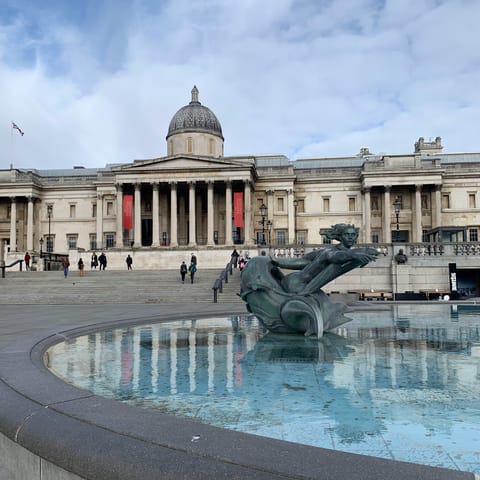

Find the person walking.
xmin=24 ymin=252 xmax=31 ymax=271
xmin=231 ymin=249 xmax=239 ymax=268
xmin=180 ymin=261 xmax=188 ymax=283
xmin=190 ymin=252 xmax=197 ymax=267
xmin=62 ymin=257 xmax=70 ymax=278
xmin=126 ymin=254 xmax=133 ymax=270
xmin=91 ymin=252 xmax=98 ymax=269
xmin=188 ymin=261 xmax=197 ymax=284
xmin=78 ymin=258 xmax=85 ymax=277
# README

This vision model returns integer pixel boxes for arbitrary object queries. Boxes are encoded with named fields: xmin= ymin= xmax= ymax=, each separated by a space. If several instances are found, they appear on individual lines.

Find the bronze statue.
xmin=240 ymin=224 xmax=378 ymax=337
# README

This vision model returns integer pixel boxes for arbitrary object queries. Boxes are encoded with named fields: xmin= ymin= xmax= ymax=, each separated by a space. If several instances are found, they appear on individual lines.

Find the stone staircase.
xmin=0 ymin=267 xmax=243 ymax=305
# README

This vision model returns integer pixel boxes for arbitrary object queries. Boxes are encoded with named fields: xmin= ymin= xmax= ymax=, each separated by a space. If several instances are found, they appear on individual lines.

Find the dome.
xmin=166 ymin=86 xmax=223 ymax=140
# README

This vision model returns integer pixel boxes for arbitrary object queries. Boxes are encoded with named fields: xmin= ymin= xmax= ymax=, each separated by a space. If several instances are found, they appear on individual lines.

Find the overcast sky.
xmin=1 ymin=0 xmax=480 ymax=170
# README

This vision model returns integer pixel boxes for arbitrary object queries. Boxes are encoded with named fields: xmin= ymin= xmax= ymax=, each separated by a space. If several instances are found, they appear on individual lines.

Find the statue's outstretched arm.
xmin=271 ymin=257 xmax=309 ymax=270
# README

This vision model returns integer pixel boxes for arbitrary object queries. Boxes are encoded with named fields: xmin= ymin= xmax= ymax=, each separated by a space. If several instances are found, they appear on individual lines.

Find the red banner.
xmin=123 ymin=194 xmax=133 ymax=230
xmin=233 ymin=192 xmax=244 ymax=228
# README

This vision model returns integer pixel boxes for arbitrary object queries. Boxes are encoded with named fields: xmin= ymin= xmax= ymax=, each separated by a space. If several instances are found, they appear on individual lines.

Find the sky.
xmin=1 ymin=0 xmax=480 ymax=170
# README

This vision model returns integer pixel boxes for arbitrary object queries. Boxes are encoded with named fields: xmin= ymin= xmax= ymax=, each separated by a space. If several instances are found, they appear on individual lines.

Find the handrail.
xmin=0 ymin=259 xmax=24 ymax=278
xmin=212 ymin=258 xmax=235 ymax=303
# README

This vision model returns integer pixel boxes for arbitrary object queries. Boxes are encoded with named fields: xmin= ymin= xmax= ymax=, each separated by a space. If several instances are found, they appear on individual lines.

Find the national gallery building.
xmin=1 ymin=87 xmax=480 ymax=283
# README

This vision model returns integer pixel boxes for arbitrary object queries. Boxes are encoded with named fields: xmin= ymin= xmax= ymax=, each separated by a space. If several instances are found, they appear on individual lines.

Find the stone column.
xmin=433 ymin=184 xmax=442 ymax=229
xmin=383 ymin=186 xmax=391 ymax=243
xmin=244 ymin=180 xmax=252 ymax=245
xmin=96 ymin=194 xmax=104 ymax=250
xmin=363 ymin=188 xmax=371 ymax=243
xmin=207 ymin=181 xmax=214 ymax=246
xmin=225 ymin=181 xmax=233 ymax=245
xmin=116 ymin=184 xmax=123 ymax=249
xmin=288 ymin=189 xmax=295 ymax=244
xmin=27 ymin=196 xmax=34 ymax=251
xmin=9 ymin=197 xmax=17 ymax=252
xmin=152 ymin=183 xmax=160 ymax=247
xmin=134 ymin=183 xmax=142 ymax=247
xmin=188 ymin=181 xmax=196 ymax=247
xmin=414 ymin=184 xmax=422 ymax=242
xmin=170 ymin=182 xmax=178 ymax=247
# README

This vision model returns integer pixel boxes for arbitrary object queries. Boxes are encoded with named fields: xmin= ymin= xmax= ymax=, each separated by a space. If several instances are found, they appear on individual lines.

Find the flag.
xmin=12 ymin=122 xmax=24 ymax=136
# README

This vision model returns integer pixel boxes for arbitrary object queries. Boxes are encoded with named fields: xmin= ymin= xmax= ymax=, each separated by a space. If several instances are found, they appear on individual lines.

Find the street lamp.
xmin=293 ymin=198 xmax=298 ymax=244
xmin=266 ymin=220 xmax=272 ymax=247
xmin=259 ymin=203 xmax=267 ymax=245
xmin=393 ymin=197 xmax=401 ymax=242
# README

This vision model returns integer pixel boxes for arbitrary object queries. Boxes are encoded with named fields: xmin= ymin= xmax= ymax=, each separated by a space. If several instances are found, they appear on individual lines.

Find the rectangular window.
xmin=69 ymin=204 xmax=76 ymax=218
xmin=469 ymin=228 xmax=478 ymax=242
xmin=442 ymin=194 xmax=450 ymax=209
xmin=371 ymin=231 xmax=379 ymax=243
xmin=107 ymin=201 xmax=114 ymax=216
xmin=276 ymin=231 xmax=286 ymax=246
xmin=348 ymin=197 xmax=356 ymax=212
xmin=187 ymin=137 xmax=193 ymax=153
xmin=104 ymin=232 xmax=115 ymax=249
xmin=469 ymin=193 xmax=476 ymax=209
xmin=323 ymin=197 xmax=330 ymax=213
xmin=67 ymin=235 xmax=77 ymax=250
xmin=277 ymin=197 xmax=284 ymax=212
xmin=296 ymin=199 xmax=305 ymax=213
xmin=92 ymin=203 xmax=97 ymax=218
xmin=297 ymin=230 xmax=306 ymax=245
xmin=421 ymin=194 xmax=428 ymax=209
xmin=89 ymin=234 xmax=97 ymax=250
xmin=46 ymin=236 xmax=54 ymax=253
xmin=371 ymin=196 xmax=379 ymax=211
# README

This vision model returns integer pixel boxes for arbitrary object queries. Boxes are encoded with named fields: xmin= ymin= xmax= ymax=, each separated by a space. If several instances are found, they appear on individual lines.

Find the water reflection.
xmin=47 ymin=306 xmax=480 ymax=473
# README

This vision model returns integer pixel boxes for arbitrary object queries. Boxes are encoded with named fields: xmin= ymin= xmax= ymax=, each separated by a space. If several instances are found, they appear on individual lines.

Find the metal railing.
xmin=0 ymin=259 xmax=24 ymax=278
xmin=212 ymin=259 xmax=235 ymax=303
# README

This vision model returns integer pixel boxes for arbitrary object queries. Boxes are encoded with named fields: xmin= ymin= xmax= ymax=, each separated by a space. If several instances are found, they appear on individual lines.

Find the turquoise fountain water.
xmin=46 ymin=304 xmax=480 ymax=474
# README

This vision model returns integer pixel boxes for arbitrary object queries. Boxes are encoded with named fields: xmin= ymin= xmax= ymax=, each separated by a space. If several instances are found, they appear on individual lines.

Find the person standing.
xmin=98 ymin=252 xmax=107 ymax=270
xmin=188 ymin=261 xmax=197 ymax=284
xmin=126 ymin=254 xmax=133 ymax=270
xmin=78 ymin=258 xmax=85 ymax=277
xmin=62 ymin=257 xmax=70 ymax=278
xmin=180 ymin=260 xmax=188 ymax=283
xmin=24 ymin=252 xmax=31 ymax=271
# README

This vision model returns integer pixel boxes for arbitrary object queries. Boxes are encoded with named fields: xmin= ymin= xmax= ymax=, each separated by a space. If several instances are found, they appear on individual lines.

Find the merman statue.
xmin=239 ymin=224 xmax=378 ymax=338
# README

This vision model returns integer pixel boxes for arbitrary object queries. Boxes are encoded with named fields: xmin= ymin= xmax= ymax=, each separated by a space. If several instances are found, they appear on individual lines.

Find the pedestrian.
xmin=62 ymin=257 xmax=70 ymax=278
xmin=190 ymin=252 xmax=197 ymax=267
xmin=24 ymin=252 xmax=31 ymax=271
xmin=231 ymin=248 xmax=239 ymax=268
xmin=188 ymin=261 xmax=197 ymax=284
xmin=180 ymin=260 xmax=188 ymax=283
xmin=91 ymin=252 xmax=98 ymax=269
xmin=98 ymin=252 xmax=107 ymax=270
xmin=239 ymin=257 xmax=245 ymax=271
xmin=126 ymin=254 xmax=133 ymax=270
xmin=78 ymin=258 xmax=85 ymax=276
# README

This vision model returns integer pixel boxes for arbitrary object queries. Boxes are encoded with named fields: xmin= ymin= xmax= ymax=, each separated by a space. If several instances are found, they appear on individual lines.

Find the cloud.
xmin=1 ymin=0 xmax=480 ymax=169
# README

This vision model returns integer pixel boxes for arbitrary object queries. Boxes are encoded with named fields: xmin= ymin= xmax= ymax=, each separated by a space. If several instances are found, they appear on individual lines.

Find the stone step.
xmin=0 ymin=269 xmax=243 ymax=305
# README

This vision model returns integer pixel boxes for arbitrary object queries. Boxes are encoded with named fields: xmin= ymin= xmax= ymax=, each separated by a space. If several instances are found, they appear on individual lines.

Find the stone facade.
xmin=2 ymin=87 xmax=480 ymax=295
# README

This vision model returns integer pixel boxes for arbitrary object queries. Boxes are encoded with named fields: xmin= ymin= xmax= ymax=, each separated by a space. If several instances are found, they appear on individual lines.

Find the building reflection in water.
xmin=47 ymin=306 xmax=480 ymax=471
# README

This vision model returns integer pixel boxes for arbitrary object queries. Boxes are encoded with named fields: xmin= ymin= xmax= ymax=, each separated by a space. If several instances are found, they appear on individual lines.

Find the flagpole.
xmin=10 ymin=121 xmax=14 ymax=169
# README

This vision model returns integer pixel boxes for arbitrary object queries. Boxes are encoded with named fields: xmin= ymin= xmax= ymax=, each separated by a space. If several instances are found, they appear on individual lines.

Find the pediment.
xmin=114 ymin=155 xmax=250 ymax=173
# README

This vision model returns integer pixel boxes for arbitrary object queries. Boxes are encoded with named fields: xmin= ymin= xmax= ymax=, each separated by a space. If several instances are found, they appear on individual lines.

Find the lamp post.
xmin=293 ymin=198 xmax=298 ymax=244
xmin=266 ymin=220 xmax=272 ymax=247
xmin=39 ymin=238 xmax=43 ymax=258
xmin=47 ymin=205 xmax=53 ymax=254
xmin=259 ymin=203 xmax=267 ymax=245
xmin=393 ymin=197 xmax=401 ymax=243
